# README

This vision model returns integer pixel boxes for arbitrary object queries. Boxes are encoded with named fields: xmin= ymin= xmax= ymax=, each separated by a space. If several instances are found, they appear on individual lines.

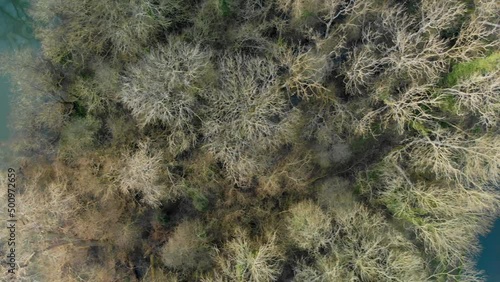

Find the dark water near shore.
xmin=0 ymin=0 xmax=38 ymax=141
xmin=478 ymin=219 xmax=500 ymax=281
xmin=0 ymin=0 xmax=498 ymax=280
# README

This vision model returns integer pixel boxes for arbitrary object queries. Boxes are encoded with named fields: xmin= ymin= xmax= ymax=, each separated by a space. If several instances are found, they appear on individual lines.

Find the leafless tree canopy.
xmin=3 ymin=0 xmax=499 ymax=281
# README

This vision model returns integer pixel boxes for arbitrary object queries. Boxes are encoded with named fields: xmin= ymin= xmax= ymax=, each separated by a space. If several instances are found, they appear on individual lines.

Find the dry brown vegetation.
xmin=1 ymin=0 xmax=499 ymax=281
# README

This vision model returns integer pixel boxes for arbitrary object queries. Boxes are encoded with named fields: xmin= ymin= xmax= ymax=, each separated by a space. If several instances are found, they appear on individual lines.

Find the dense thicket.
xmin=1 ymin=0 xmax=499 ymax=281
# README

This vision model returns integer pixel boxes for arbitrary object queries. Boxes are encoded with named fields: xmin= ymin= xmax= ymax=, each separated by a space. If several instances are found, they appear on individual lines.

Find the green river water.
xmin=0 ymin=0 xmax=498 ymax=280
xmin=0 ymin=0 xmax=37 ymax=141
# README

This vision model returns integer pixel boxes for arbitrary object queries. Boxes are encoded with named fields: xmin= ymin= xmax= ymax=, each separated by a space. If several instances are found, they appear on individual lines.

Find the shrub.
xmin=141 ymin=268 xmax=179 ymax=282
xmin=188 ymin=0 xmax=227 ymax=46
xmin=118 ymin=141 xmax=166 ymax=208
xmin=58 ymin=116 xmax=101 ymax=160
xmin=444 ymin=52 xmax=500 ymax=87
xmin=227 ymin=23 xmax=273 ymax=55
xmin=293 ymin=256 xmax=350 ymax=281
xmin=316 ymin=177 xmax=352 ymax=210
xmin=185 ymin=185 xmax=210 ymax=212
xmin=313 ymin=126 xmax=352 ymax=167
xmin=257 ymin=147 xmax=313 ymax=197
xmin=212 ymin=230 xmax=283 ymax=282
xmin=286 ymin=200 xmax=332 ymax=252
xmin=106 ymin=113 xmax=139 ymax=148
xmin=161 ymin=220 xmax=212 ymax=271
xmin=70 ymin=60 xmax=120 ymax=114
xmin=109 ymin=221 xmax=141 ymax=251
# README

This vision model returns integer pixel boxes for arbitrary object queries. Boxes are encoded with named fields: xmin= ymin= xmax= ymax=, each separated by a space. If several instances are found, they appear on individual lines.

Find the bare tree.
xmin=369 ymin=161 xmax=499 ymax=266
xmin=121 ymin=41 xmax=211 ymax=128
xmin=370 ymin=4 xmax=452 ymax=84
xmin=382 ymin=28 xmax=448 ymax=83
xmin=379 ymin=3 xmax=417 ymax=38
xmin=418 ymin=0 xmax=467 ymax=34
xmin=277 ymin=0 xmax=373 ymax=36
xmin=279 ymin=47 xmax=328 ymax=100
xmin=202 ymin=54 xmax=300 ymax=184
xmin=378 ymin=84 xmax=442 ymax=133
xmin=301 ymin=96 xmax=356 ymax=139
xmin=293 ymin=199 xmax=428 ymax=281
xmin=31 ymin=0 xmax=173 ymax=62
xmin=449 ymin=0 xmax=500 ymax=61
xmin=3 ymin=166 xmax=116 ymax=281
xmin=316 ymin=0 xmax=355 ymax=35
xmin=442 ymin=70 xmax=499 ymax=128
xmin=355 ymin=84 xmax=444 ymax=135
xmin=386 ymin=130 xmax=499 ymax=188
xmin=120 ymin=40 xmax=212 ymax=155
xmin=315 ymin=24 xmax=347 ymax=58
xmin=343 ymin=44 xmax=382 ymax=96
